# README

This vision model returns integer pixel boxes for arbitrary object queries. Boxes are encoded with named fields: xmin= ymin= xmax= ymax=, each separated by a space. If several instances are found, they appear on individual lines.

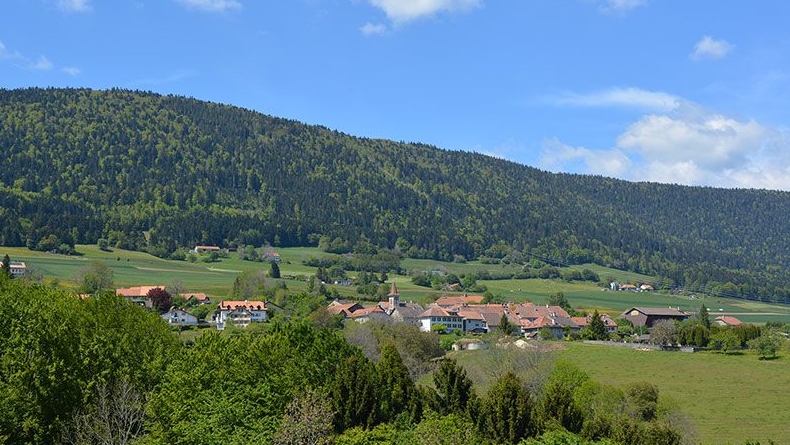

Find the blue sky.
xmin=2 ymin=0 xmax=790 ymax=190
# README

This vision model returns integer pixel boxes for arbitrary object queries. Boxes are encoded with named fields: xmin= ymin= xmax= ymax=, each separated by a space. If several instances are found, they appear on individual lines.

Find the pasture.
xmin=555 ymin=342 xmax=790 ymax=445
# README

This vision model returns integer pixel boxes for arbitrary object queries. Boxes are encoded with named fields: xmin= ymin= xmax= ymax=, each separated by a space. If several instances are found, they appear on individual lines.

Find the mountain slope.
xmin=1 ymin=87 xmax=788 ymax=302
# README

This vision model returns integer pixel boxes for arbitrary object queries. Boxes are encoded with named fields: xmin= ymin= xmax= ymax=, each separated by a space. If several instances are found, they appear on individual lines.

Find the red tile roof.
xmin=219 ymin=300 xmax=266 ymax=311
xmin=434 ymin=295 xmax=485 ymax=307
xmin=116 ymin=285 xmax=166 ymax=298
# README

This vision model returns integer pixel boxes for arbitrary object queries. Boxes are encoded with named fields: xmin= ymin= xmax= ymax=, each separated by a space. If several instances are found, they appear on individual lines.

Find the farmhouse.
xmin=621 ymin=307 xmax=688 ymax=328
xmin=215 ymin=300 xmax=267 ymax=329
xmin=183 ymin=292 xmax=211 ymax=304
xmin=571 ymin=313 xmax=618 ymax=333
xmin=418 ymin=305 xmax=464 ymax=333
xmin=434 ymin=294 xmax=485 ymax=307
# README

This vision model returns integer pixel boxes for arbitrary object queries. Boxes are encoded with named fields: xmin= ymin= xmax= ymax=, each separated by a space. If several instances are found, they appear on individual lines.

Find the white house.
xmin=215 ymin=300 xmax=267 ymax=330
xmin=1 ymin=261 xmax=27 ymax=278
xmin=418 ymin=305 xmax=463 ymax=333
xmin=162 ymin=307 xmax=198 ymax=326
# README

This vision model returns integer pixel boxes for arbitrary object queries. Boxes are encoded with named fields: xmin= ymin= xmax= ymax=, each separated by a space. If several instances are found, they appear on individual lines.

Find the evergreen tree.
xmin=331 ymin=354 xmax=380 ymax=431
xmin=270 ymin=261 xmax=281 ymax=279
xmin=697 ymin=304 xmax=711 ymax=329
xmin=477 ymin=372 xmax=533 ymax=444
xmin=433 ymin=358 xmax=476 ymax=416
xmin=1 ymin=254 xmax=11 ymax=279
xmin=587 ymin=310 xmax=609 ymax=341
xmin=376 ymin=344 xmax=414 ymax=421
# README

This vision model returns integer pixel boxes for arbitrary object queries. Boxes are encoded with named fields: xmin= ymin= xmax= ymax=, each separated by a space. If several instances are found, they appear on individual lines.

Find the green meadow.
xmin=555 ymin=342 xmax=790 ymax=445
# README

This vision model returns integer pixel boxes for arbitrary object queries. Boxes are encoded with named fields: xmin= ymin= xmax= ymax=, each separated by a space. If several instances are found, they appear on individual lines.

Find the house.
xmin=434 ymin=294 xmax=485 ymax=307
xmin=193 ymin=245 xmax=221 ymax=254
xmin=511 ymin=303 xmax=578 ymax=338
xmin=263 ymin=252 xmax=281 ymax=262
xmin=116 ymin=285 xmax=166 ymax=308
xmin=327 ymin=300 xmax=364 ymax=317
xmin=162 ymin=307 xmax=198 ymax=326
xmin=714 ymin=315 xmax=743 ymax=327
xmin=346 ymin=305 xmax=390 ymax=324
xmin=621 ymin=307 xmax=688 ymax=328
xmin=639 ymin=284 xmax=654 ymax=292
xmin=618 ymin=284 xmax=638 ymax=292
xmin=183 ymin=292 xmax=211 ymax=304
xmin=0 ymin=261 xmax=27 ymax=278
xmin=418 ymin=305 xmax=464 ymax=333
xmin=215 ymin=300 xmax=267 ymax=329
xmin=571 ymin=313 xmax=619 ymax=333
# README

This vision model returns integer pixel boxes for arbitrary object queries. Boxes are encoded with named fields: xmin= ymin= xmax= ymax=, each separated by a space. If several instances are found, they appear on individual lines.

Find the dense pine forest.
xmin=1 ymin=87 xmax=789 ymax=302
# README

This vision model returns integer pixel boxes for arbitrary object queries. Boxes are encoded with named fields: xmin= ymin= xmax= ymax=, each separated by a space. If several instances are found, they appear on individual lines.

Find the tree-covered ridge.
xmin=1 ymin=87 xmax=789 ymax=302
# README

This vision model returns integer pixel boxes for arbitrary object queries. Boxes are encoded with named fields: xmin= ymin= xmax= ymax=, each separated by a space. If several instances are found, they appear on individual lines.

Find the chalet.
xmin=116 ymin=285 xmax=166 ymax=308
xmin=162 ymin=307 xmax=198 ymax=326
xmin=714 ymin=315 xmax=743 ymax=327
xmin=215 ymin=300 xmax=267 ymax=329
xmin=621 ymin=307 xmax=688 ymax=328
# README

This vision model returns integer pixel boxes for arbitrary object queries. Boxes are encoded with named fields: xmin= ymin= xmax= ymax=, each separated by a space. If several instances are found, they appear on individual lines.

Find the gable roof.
xmin=116 ymin=285 xmax=166 ymax=298
xmin=183 ymin=292 xmax=210 ymax=302
xmin=622 ymin=307 xmax=686 ymax=317
xmin=715 ymin=315 xmax=743 ymax=326
xmin=218 ymin=300 xmax=266 ymax=311
xmin=434 ymin=295 xmax=485 ymax=307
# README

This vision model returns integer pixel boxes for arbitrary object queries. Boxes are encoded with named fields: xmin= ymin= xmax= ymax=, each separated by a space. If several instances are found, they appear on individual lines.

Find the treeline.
xmin=2 ymin=87 xmax=790 ymax=303
xmin=0 ymin=276 xmax=701 ymax=445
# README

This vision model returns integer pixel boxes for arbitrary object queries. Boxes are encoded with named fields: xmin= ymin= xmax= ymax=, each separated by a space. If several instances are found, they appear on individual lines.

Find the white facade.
xmin=162 ymin=308 xmax=198 ymax=326
xmin=215 ymin=300 xmax=267 ymax=330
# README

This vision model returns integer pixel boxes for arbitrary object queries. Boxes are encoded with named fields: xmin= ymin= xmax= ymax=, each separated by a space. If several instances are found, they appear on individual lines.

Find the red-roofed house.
xmin=571 ymin=313 xmax=618 ymax=333
xmin=327 ymin=300 xmax=364 ymax=317
xmin=434 ymin=295 xmax=485 ymax=307
xmin=715 ymin=315 xmax=743 ymax=327
xmin=116 ymin=285 xmax=167 ymax=307
xmin=215 ymin=300 xmax=267 ymax=329
xmin=183 ymin=292 xmax=211 ymax=304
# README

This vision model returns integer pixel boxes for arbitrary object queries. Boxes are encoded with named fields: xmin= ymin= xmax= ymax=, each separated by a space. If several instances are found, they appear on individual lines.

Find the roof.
xmin=387 ymin=282 xmax=399 ymax=297
xmin=347 ymin=305 xmax=386 ymax=318
xmin=194 ymin=245 xmax=221 ymax=250
xmin=715 ymin=315 xmax=743 ymax=326
xmin=510 ymin=303 xmax=570 ymax=319
xmin=434 ymin=295 xmax=485 ymax=307
xmin=218 ymin=300 xmax=266 ymax=311
xmin=116 ymin=285 xmax=166 ymax=298
xmin=184 ymin=292 xmax=210 ymax=301
xmin=622 ymin=307 xmax=687 ymax=317
xmin=327 ymin=302 xmax=362 ymax=315
xmin=418 ymin=305 xmax=459 ymax=318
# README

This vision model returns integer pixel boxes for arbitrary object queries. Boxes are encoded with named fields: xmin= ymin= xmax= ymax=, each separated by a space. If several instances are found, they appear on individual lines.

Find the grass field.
xmin=554 ymin=342 xmax=790 ymax=445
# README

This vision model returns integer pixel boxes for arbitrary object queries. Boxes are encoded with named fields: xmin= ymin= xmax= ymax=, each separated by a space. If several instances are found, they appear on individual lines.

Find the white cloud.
xmin=691 ymin=36 xmax=733 ymax=60
xmin=0 ymin=41 xmax=58 ymax=71
xmin=173 ymin=0 xmax=242 ymax=12
xmin=594 ymin=0 xmax=646 ymax=14
xmin=57 ymin=0 xmax=91 ymax=12
xmin=360 ymin=22 xmax=388 ymax=36
xmin=541 ymin=138 xmax=631 ymax=177
xmin=541 ymin=96 xmax=790 ymax=190
xmin=368 ymin=0 xmax=481 ymax=23
xmin=30 ymin=55 xmax=53 ymax=70
xmin=552 ymin=87 xmax=681 ymax=112
xmin=62 ymin=67 xmax=81 ymax=76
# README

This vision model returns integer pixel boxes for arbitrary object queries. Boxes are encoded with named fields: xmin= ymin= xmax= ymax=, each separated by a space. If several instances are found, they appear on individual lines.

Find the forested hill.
xmin=1 ymin=87 xmax=789 ymax=301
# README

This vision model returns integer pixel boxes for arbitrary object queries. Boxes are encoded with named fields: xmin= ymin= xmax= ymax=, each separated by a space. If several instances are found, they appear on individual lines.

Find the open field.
xmin=2 ymin=245 xmax=790 ymax=322
xmin=555 ymin=342 xmax=790 ymax=445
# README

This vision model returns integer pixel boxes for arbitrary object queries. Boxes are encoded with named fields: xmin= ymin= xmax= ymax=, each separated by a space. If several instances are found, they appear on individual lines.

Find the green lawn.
xmin=556 ymin=342 xmax=790 ymax=445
